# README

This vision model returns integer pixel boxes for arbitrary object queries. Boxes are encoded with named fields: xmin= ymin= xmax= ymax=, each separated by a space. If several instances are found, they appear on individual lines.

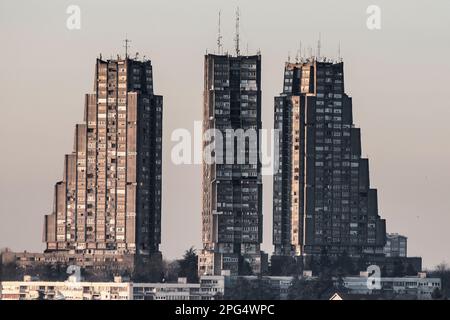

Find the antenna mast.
xmin=217 ymin=10 xmax=223 ymax=54
xmin=124 ymin=36 xmax=131 ymax=59
xmin=296 ymin=41 xmax=302 ymax=63
xmin=338 ymin=41 xmax=342 ymax=62
xmin=317 ymin=32 xmax=321 ymax=60
xmin=235 ymin=7 xmax=240 ymax=56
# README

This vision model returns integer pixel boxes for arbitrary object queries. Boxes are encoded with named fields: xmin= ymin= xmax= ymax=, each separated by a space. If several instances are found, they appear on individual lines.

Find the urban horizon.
xmin=0 ymin=48 xmax=445 ymax=272
xmin=1 ymin=1 xmax=450 ymax=273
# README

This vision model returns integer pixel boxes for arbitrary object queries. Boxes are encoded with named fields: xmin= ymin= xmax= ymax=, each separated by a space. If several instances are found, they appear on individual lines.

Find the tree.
xmin=431 ymin=287 xmax=443 ymax=300
xmin=132 ymin=255 xmax=164 ymax=283
xmin=251 ymin=278 xmax=278 ymax=300
xmin=238 ymin=256 xmax=254 ymax=276
xmin=428 ymin=262 xmax=450 ymax=299
xmin=0 ymin=262 xmax=22 ymax=281
xmin=163 ymin=259 xmax=180 ymax=283
xmin=40 ymin=263 xmax=68 ymax=281
xmin=178 ymin=247 xmax=199 ymax=283
xmin=287 ymin=276 xmax=334 ymax=300
xmin=83 ymin=267 xmax=114 ymax=282
xmin=224 ymin=277 xmax=278 ymax=300
xmin=1 ymin=260 xmax=71 ymax=282
xmin=335 ymin=251 xmax=355 ymax=276
xmin=270 ymin=256 xmax=301 ymax=276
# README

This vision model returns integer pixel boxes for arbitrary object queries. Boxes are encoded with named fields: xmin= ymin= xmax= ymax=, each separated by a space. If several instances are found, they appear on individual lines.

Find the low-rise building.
xmin=199 ymin=275 xmax=226 ymax=298
xmin=133 ymin=278 xmax=204 ymax=300
xmin=0 ymin=276 xmax=225 ymax=300
xmin=0 ymin=277 xmax=132 ymax=300
xmin=341 ymin=272 xmax=441 ymax=300
xmin=1 ymin=272 xmax=440 ymax=300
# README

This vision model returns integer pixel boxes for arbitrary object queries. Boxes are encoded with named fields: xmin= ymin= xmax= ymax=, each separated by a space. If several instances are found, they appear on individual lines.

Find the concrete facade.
xmin=0 ymin=276 xmax=225 ymax=300
xmin=200 ymin=53 xmax=266 ymax=276
xmin=384 ymin=233 xmax=407 ymax=257
xmin=342 ymin=272 xmax=441 ymax=300
xmin=273 ymin=58 xmax=386 ymax=259
xmin=43 ymin=57 xmax=163 ymax=257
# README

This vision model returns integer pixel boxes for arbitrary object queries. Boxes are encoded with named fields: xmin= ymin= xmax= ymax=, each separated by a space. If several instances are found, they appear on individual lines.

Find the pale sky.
xmin=0 ymin=0 xmax=449 ymax=269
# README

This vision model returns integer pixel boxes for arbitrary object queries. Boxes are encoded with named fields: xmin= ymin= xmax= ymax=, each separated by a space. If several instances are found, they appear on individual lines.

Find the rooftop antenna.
xmin=338 ymin=41 xmax=342 ymax=62
xmin=295 ymin=41 xmax=302 ymax=63
xmin=123 ymin=36 xmax=131 ymax=59
xmin=287 ymin=51 xmax=291 ymax=63
xmin=234 ymin=7 xmax=240 ymax=56
xmin=217 ymin=10 xmax=223 ymax=54
xmin=317 ymin=32 xmax=321 ymax=60
xmin=246 ymin=43 xmax=249 ymax=55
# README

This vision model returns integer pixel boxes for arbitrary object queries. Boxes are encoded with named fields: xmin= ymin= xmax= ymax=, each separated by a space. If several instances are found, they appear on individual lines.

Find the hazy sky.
xmin=0 ymin=0 xmax=449 ymax=269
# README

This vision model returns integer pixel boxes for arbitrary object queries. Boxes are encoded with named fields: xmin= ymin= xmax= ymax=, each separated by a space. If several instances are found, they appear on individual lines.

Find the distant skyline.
xmin=1 ymin=0 xmax=450 ymax=269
